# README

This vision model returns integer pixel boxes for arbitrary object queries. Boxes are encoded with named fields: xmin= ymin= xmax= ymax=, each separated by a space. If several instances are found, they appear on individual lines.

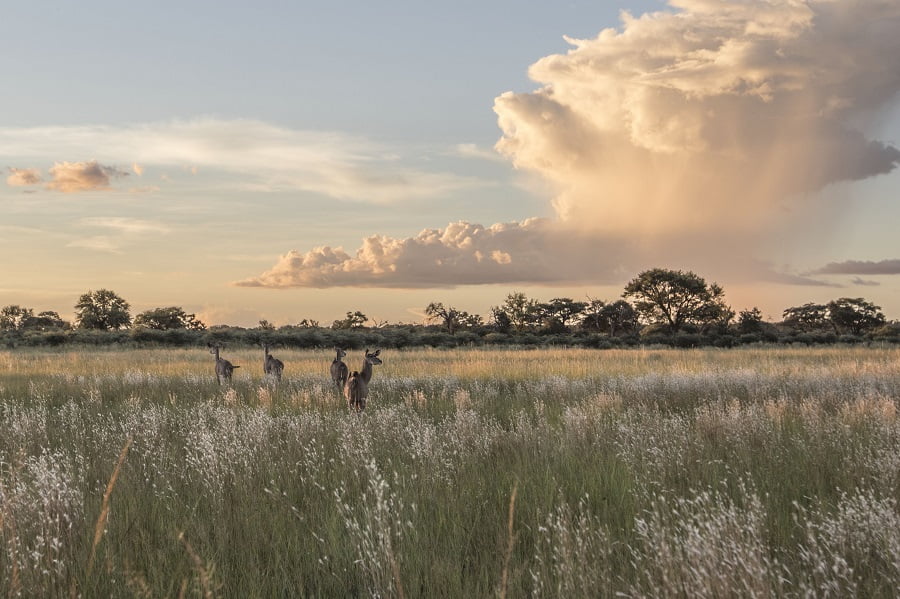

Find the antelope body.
xmin=342 ymin=349 xmax=382 ymax=412
xmin=208 ymin=343 xmax=239 ymax=384
xmin=344 ymin=370 xmax=367 ymax=412
xmin=264 ymin=344 xmax=284 ymax=381
xmin=359 ymin=348 xmax=382 ymax=384
xmin=330 ymin=347 xmax=349 ymax=389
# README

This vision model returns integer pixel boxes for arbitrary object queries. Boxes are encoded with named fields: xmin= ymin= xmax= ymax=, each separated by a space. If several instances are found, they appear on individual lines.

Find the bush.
xmin=673 ymin=333 xmax=701 ymax=348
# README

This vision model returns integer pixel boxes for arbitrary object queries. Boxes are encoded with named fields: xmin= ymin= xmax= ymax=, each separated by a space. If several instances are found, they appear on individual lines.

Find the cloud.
xmin=6 ymin=167 xmax=42 ymax=186
xmin=453 ymin=143 xmax=505 ymax=162
xmin=66 ymin=236 xmax=122 ymax=253
xmin=67 ymin=217 xmax=170 ymax=252
xmin=77 ymin=216 xmax=171 ymax=235
xmin=851 ymin=277 xmax=881 ymax=287
xmin=235 ymin=219 xmax=636 ymax=289
xmin=0 ymin=119 xmax=479 ymax=203
xmin=235 ymin=218 xmax=832 ymax=290
xmin=46 ymin=161 xmax=128 ymax=192
xmin=239 ymin=0 xmax=900 ymax=290
xmin=494 ymin=0 xmax=900 ymax=237
xmin=813 ymin=259 xmax=900 ymax=275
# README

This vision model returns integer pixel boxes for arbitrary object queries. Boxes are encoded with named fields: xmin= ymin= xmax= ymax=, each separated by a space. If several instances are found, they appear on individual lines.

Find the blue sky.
xmin=3 ymin=0 xmax=900 ymax=326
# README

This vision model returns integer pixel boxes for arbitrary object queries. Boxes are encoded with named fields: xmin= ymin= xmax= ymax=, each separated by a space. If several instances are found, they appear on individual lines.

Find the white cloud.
xmin=235 ymin=217 xmax=838 ymax=289
xmin=453 ymin=143 xmax=505 ymax=162
xmin=240 ymin=0 xmax=900 ymax=290
xmin=494 ymin=0 xmax=900 ymax=237
xmin=66 ymin=236 xmax=121 ymax=253
xmin=77 ymin=217 xmax=171 ymax=235
xmin=67 ymin=217 xmax=171 ymax=253
xmin=0 ymin=119 xmax=480 ymax=203
xmin=235 ymin=219 xmax=633 ymax=288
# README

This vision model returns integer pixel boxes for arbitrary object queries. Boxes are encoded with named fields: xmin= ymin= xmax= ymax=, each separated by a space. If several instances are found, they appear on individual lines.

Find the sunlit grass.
xmin=0 ymin=346 xmax=898 ymax=597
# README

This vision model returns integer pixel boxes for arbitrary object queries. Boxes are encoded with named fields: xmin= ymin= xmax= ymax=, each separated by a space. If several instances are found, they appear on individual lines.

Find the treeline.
xmin=3 ymin=268 xmax=899 ymax=349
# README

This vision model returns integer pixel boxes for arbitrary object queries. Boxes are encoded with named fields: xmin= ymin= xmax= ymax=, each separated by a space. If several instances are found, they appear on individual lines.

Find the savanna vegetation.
xmin=1 ymin=345 xmax=898 ymax=597
xmin=2 ymin=269 xmax=899 ymax=350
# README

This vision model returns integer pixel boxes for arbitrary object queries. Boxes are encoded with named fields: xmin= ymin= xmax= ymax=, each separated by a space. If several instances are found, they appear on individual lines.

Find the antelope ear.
xmin=365 ymin=348 xmax=370 ymax=353
xmin=374 ymin=349 xmax=381 ymax=356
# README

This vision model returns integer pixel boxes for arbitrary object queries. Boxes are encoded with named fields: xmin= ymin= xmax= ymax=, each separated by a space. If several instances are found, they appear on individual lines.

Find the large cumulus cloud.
xmin=236 ymin=219 xmax=633 ymax=288
xmin=241 ymin=0 xmax=900 ymax=288
xmin=494 ymin=0 xmax=900 ymax=235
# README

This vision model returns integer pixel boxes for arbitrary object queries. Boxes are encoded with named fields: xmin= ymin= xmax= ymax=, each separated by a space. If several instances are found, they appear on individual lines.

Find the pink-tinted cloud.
xmin=46 ymin=161 xmax=128 ymax=192
xmin=235 ymin=219 xmax=633 ymax=289
xmin=6 ymin=167 xmax=42 ymax=186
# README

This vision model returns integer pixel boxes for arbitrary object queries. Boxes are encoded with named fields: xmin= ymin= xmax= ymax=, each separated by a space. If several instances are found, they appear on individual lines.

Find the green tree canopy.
xmin=491 ymin=292 xmax=540 ymax=332
xmin=0 ymin=305 xmax=33 ymax=331
xmin=424 ymin=302 xmax=482 ymax=334
xmin=134 ymin=307 xmax=206 ymax=331
xmin=537 ymin=298 xmax=587 ymax=331
xmin=826 ymin=297 xmax=885 ymax=335
xmin=623 ymin=268 xmax=731 ymax=333
xmin=74 ymin=289 xmax=131 ymax=331
xmin=331 ymin=311 xmax=368 ymax=330
xmin=782 ymin=303 xmax=829 ymax=331
xmin=599 ymin=300 xmax=639 ymax=336
xmin=580 ymin=299 xmax=637 ymax=336
xmin=737 ymin=307 xmax=764 ymax=334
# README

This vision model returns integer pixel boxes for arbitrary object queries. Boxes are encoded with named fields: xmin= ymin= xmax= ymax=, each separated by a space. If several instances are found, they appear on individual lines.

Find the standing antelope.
xmin=344 ymin=370 xmax=367 ymax=412
xmin=207 ymin=343 xmax=239 ymax=384
xmin=330 ymin=347 xmax=349 ymax=390
xmin=359 ymin=348 xmax=382 ymax=385
xmin=263 ymin=343 xmax=284 ymax=381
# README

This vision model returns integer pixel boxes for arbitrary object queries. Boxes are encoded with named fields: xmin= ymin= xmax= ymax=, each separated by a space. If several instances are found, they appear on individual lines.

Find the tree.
xmin=331 ymin=311 xmax=368 ymax=330
xmin=580 ymin=299 xmax=606 ymax=332
xmin=296 ymin=318 xmax=320 ymax=328
xmin=599 ymin=300 xmax=638 ymax=337
xmin=737 ymin=307 xmax=764 ymax=334
xmin=489 ymin=307 xmax=512 ymax=333
xmin=537 ymin=298 xmax=587 ymax=332
xmin=623 ymin=268 xmax=731 ymax=334
xmin=580 ymin=299 xmax=638 ymax=336
xmin=257 ymin=319 xmax=276 ymax=331
xmin=134 ymin=307 xmax=206 ymax=330
xmin=0 ymin=305 xmax=33 ymax=330
xmin=75 ymin=289 xmax=131 ymax=330
xmin=782 ymin=303 xmax=829 ymax=331
xmin=424 ymin=302 xmax=482 ymax=334
xmin=826 ymin=298 xmax=885 ymax=335
xmin=492 ymin=292 xmax=540 ymax=332
xmin=22 ymin=311 xmax=69 ymax=331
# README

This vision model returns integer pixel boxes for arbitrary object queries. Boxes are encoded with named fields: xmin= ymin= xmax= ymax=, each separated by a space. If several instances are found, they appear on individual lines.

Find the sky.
xmin=2 ymin=0 xmax=900 ymax=327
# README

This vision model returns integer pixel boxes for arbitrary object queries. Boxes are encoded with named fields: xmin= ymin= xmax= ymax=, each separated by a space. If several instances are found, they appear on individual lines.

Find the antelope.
xmin=207 ymin=343 xmax=239 ymax=384
xmin=359 ymin=348 xmax=382 ymax=385
xmin=330 ymin=347 xmax=349 ymax=390
xmin=263 ymin=343 xmax=284 ymax=381
xmin=344 ymin=370 xmax=367 ymax=412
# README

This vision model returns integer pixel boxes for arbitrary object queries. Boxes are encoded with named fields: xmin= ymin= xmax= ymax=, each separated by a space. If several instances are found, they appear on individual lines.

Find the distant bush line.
xmin=3 ymin=321 xmax=900 ymax=350
xmin=4 ymin=268 xmax=899 ymax=349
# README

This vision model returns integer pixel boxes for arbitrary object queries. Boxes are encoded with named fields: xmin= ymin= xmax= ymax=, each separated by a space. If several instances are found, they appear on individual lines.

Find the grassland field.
xmin=0 ymin=345 xmax=898 ymax=597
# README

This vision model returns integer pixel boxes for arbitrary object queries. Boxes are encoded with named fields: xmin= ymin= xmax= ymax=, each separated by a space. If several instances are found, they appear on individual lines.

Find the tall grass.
xmin=0 ymin=346 xmax=898 ymax=597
